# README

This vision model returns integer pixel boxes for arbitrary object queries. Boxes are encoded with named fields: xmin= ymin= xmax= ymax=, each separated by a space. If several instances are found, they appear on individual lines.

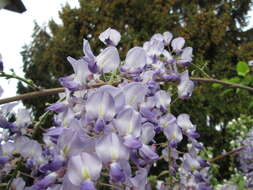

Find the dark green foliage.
xmin=18 ymin=0 xmax=253 ymax=180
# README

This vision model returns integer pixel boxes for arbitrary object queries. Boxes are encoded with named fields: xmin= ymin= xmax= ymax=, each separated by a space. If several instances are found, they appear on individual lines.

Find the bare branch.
xmin=191 ymin=77 xmax=253 ymax=92
xmin=209 ymin=146 xmax=245 ymax=163
xmin=0 ymin=77 xmax=252 ymax=105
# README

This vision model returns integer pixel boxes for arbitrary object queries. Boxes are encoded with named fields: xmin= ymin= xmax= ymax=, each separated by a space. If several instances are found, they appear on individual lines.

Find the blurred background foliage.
xmin=17 ymin=0 xmax=253 ymax=182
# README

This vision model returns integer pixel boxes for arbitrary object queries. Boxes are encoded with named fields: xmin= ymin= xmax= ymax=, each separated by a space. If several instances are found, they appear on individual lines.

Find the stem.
xmin=0 ymin=88 xmax=65 ymax=105
xmin=191 ymin=77 xmax=253 ymax=92
xmin=0 ymin=77 xmax=253 ymax=105
xmin=209 ymin=146 xmax=245 ymax=163
xmin=19 ymin=171 xmax=35 ymax=179
xmin=191 ymin=63 xmax=211 ymax=78
xmin=32 ymin=96 xmax=66 ymax=139
xmin=0 ymin=72 xmax=39 ymax=90
xmin=98 ymin=182 xmax=123 ymax=190
xmin=0 ymin=183 xmax=8 ymax=187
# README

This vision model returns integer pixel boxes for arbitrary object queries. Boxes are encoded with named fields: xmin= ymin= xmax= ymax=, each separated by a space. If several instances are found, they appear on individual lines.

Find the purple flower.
xmin=122 ymin=82 xmax=148 ymax=108
xmin=123 ymin=47 xmax=147 ymax=72
xmin=109 ymin=162 xmax=126 ymax=182
xmin=86 ymin=91 xmax=115 ymax=122
xmin=0 ymin=29 xmax=216 ymax=190
xmin=67 ymin=152 xmax=102 ymax=186
xmin=83 ymin=39 xmax=120 ymax=73
xmin=83 ymin=39 xmax=98 ymax=73
xmin=143 ymin=38 xmax=164 ymax=58
xmin=130 ymin=168 xmax=149 ymax=190
xmin=177 ymin=113 xmax=196 ymax=133
xmin=139 ymin=144 xmax=159 ymax=160
xmin=182 ymin=153 xmax=200 ymax=171
xmin=46 ymin=102 xmax=68 ymax=113
xmin=11 ymin=177 xmax=25 ymax=190
xmin=113 ymin=107 xmax=141 ymax=138
xmin=163 ymin=122 xmax=183 ymax=145
xmin=177 ymin=70 xmax=194 ymax=99
xmin=65 ymin=56 xmax=91 ymax=90
xmin=95 ymin=133 xmax=129 ymax=163
xmin=151 ymin=33 xmax=164 ymax=42
xmin=15 ymin=108 xmax=32 ymax=129
xmin=99 ymin=28 xmax=121 ymax=46
xmin=154 ymin=90 xmax=171 ymax=111
xmin=171 ymin=37 xmax=185 ymax=52
xmin=140 ymin=122 xmax=155 ymax=145
xmin=96 ymin=46 xmax=120 ymax=73
xmin=178 ymin=47 xmax=193 ymax=65
xmin=57 ymin=123 xmax=94 ymax=157
xmin=163 ymin=31 xmax=173 ymax=46
xmin=0 ymin=155 xmax=9 ymax=165
xmin=35 ymin=172 xmax=58 ymax=189
xmin=162 ymin=50 xmax=173 ymax=63
xmin=80 ymin=180 xmax=96 ymax=190
xmin=98 ymin=85 xmax=125 ymax=112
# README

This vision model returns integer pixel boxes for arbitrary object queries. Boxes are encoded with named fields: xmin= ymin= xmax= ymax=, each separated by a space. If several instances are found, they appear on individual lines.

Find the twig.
xmin=191 ymin=77 xmax=253 ymax=92
xmin=0 ymin=72 xmax=39 ymax=90
xmin=191 ymin=63 xmax=211 ymax=78
xmin=31 ymin=96 xmax=66 ymax=139
xmin=0 ymin=183 xmax=8 ymax=187
xmin=209 ymin=146 xmax=245 ymax=163
xmin=0 ymin=77 xmax=252 ymax=105
xmin=0 ymin=88 xmax=65 ymax=105
xmin=98 ymin=182 xmax=124 ymax=190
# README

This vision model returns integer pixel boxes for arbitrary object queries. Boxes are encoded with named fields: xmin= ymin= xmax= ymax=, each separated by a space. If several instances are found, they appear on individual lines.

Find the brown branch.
xmin=0 ymin=81 xmax=120 ymax=105
xmin=0 ymin=88 xmax=65 ymax=105
xmin=209 ymin=146 xmax=244 ymax=163
xmin=0 ymin=77 xmax=252 ymax=105
xmin=191 ymin=77 xmax=253 ymax=92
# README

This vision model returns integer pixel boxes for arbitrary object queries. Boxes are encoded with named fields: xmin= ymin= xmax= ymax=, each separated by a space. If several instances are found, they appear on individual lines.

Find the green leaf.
xmin=212 ymin=83 xmax=222 ymax=88
xmin=248 ymin=101 xmax=253 ymax=109
xmin=236 ymin=61 xmax=249 ymax=77
xmin=228 ymin=77 xmax=240 ymax=83
xmin=242 ymin=75 xmax=253 ymax=86
xmin=220 ymin=89 xmax=233 ymax=96
xmin=148 ymin=175 xmax=157 ymax=183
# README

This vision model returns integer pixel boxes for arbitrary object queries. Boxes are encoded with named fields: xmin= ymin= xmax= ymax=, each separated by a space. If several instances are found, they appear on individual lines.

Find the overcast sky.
xmin=0 ymin=1 xmax=252 ymax=100
xmin=0 ymin=0 xmax=79 ymax=98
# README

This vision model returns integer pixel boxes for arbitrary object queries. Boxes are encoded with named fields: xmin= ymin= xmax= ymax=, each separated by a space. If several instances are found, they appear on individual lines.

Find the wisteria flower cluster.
xmin=236 ymin=129 xmax=253 ymax=188
xmin=0 ymin=28 xmax=211 ymax=190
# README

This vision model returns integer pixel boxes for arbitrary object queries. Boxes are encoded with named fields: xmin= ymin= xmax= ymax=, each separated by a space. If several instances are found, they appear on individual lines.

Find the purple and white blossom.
xmin=95 ymin=132 xmax=129 ymax=163
xmin=123 ymin=47 xmax=147 ymax=72
xmin=11 ymin=177 xmax=26 ymax=190
xmin=171 ymin=37 xmax=185 ymax=52
xmin=96 ymin=46 xmax=120 ymax=73
xmin=0 ymin=28 xmax=214 ymax=190
xmin=67 ymin=152 xmax=102 ymax=187
xmin=99 ymin=27 xmax=121 ymax=46
xmin=177 ymin=70 xmax=194 ymax=99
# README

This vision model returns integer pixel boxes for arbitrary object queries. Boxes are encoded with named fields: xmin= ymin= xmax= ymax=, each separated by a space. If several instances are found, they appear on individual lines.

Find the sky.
xmin=0 ymin=1 xmax=253 ymax=100
xmin=0 ymin=0 xmax=79 ymax=99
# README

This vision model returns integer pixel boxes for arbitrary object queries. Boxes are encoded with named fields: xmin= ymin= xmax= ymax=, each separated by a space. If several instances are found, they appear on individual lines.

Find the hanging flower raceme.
xmin=0 ymin=28 xmax=213 ymax=190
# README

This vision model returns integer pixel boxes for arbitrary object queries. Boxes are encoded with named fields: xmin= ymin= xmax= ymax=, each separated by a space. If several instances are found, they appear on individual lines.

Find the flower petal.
xmin=171 ymin=37 xmax=185 ymax=51
xmin=99 ymin=28 xmax=121 ymax=46
xmin=95 ymin=133 xmax=129 ymax=163
xmin=96 ymin=47 xmax=120 ymax=73
xmin=124 ymin=47 xmax=147 ymax=72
